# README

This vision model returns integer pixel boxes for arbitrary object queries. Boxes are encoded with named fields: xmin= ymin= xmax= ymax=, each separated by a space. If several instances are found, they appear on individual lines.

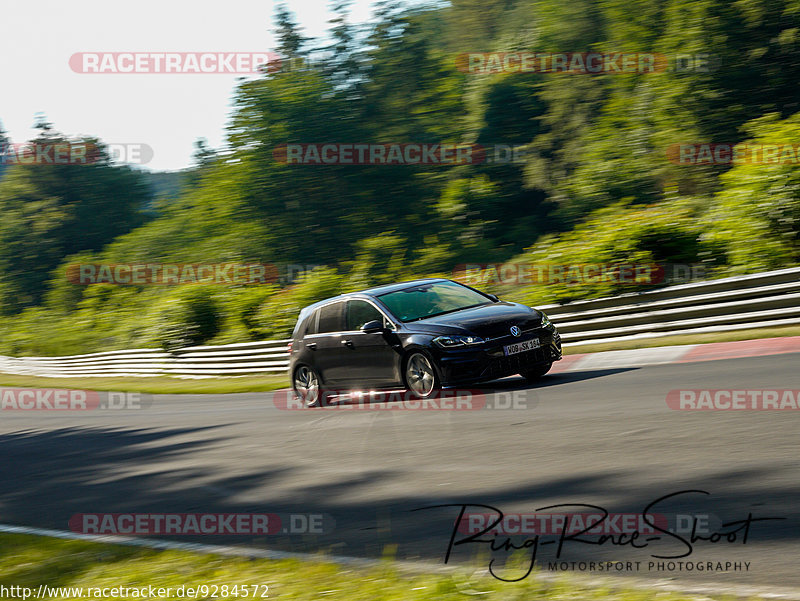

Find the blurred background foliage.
xmin=1 ymin=0 xmax=799 ymax=354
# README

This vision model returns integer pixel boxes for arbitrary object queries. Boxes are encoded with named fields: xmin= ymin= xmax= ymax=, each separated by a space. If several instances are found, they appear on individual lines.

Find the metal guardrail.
xmin=0 ymin=266 xmax=798 ymax=377
xmin=0 ymin=340 xmax=292 ymax=379
xmin=540 ymin=266 xmax=800 ymax=346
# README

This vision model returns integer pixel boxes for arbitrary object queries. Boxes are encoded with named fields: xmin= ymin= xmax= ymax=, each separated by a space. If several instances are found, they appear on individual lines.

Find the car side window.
xmin=304 ymin=310 xmax=319 ymax=336
xmin=346 ymin=299 xmax=384 ymax=331
xmin=317 ymin=302 xmax=343 ymax=333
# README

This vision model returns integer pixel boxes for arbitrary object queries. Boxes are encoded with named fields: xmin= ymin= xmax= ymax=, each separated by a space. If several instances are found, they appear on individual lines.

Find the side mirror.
xmin=487 ymin=294 xmax=499 ymax=302
xmin=361 ymin=319 xmax=384 ymax=334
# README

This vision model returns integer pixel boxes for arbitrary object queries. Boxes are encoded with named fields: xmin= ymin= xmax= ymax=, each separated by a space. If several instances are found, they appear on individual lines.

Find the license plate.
xmin=504 ymin=338 xmax=540 ymax=356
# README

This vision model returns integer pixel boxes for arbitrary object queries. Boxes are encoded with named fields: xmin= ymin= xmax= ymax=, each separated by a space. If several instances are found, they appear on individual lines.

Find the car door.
xmin=340 ymin=299 xmax=400 ymax=386
xmin=306 ymin=301 xmax=346 ymax=385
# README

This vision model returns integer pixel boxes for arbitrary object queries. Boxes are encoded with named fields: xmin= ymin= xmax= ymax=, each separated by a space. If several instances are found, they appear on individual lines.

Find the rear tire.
xmin=293 ymin=365 xmax=328 ymax=408
xmin=520 ymin=362 xmax=552 ymax=381
xmin=403 ymin=351 xmax=441 ymax=399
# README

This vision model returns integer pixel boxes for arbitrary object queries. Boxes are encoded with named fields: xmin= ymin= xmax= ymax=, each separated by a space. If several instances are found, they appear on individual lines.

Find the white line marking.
xmin=0 ymin=522 xmax=373 ymax=565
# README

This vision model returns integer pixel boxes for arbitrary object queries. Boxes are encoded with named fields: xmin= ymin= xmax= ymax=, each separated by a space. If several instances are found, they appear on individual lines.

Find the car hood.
xmin=403 ymin=302 xmax=543 ymax=338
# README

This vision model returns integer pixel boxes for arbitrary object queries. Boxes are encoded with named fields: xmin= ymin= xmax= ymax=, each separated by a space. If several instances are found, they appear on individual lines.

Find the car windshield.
xmin=377 ymin=281 xmax=491 ymax=322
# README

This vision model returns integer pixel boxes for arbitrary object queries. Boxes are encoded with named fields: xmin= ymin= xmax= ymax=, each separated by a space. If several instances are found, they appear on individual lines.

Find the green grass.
xmin=0 ymin=533 xmax=734 ymax=601
xmin=562 ymin=325 xmax=800 ymax=355
xmin=0 ymin=374 xmax=289 ymax=395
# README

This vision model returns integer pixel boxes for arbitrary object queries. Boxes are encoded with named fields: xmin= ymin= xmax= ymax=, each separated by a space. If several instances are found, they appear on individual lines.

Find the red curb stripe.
xmin=550 ymin=353 xmax=589 ymax=373
xmin=677 ymin=336 xmax=800 ymax=363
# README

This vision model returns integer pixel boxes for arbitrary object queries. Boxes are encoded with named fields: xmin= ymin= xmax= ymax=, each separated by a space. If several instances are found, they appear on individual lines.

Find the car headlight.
xmin=540 ymin=312 xmax=552 ymax=328
xmin=433 ymin=335 xmax=485 ymax=348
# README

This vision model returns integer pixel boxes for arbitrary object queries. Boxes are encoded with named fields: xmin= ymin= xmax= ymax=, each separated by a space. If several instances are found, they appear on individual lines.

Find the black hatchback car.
xmin=288 ymin=278 xmax=561 ymax=406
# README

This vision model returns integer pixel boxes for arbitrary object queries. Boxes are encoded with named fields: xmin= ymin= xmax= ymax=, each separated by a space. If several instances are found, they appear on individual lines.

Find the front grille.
xmin=485 ymin=324 xmax=542 ymax=342
xmin=482 ymin=347 xmax=549 ymax=378
xmin=486 ymin=325 xmax=545 ymax=343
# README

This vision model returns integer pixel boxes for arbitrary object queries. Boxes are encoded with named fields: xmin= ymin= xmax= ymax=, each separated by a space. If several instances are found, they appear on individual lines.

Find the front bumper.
xmin=435 ymin=328 xmax=562 ymax=386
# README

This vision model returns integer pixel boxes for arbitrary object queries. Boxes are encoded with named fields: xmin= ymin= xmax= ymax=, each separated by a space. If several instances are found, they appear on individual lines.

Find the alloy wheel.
xmin=405 ymin=352 xmax=436 ymax=398
xmin=294 ymin=365 xmax=321 ymax=407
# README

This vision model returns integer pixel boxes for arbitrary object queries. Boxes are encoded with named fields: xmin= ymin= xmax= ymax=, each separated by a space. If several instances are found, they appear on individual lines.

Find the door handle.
xmin=341 ymin=339 xmax=353 ymax=347
xmin=306 ymin=342 xmax=317 ymax=350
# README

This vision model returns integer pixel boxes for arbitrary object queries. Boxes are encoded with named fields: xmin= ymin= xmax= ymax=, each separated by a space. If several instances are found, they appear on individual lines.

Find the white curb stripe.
xmin=563 ymin=344 xmax=697 ymax=372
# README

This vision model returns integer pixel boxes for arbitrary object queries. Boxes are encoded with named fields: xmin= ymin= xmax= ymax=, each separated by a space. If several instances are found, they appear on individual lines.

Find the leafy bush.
xmin=494 ymin=199 xmax=726 ymax=306
xmin=704 ymin=113 xmax=800 ymax=272
xmin=149 ymin=287 xmax=222 ymax=352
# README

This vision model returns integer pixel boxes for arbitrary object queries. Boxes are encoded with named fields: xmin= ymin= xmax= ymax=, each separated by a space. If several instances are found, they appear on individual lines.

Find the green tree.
xmin=274 ymin=4 xmax=308 ymax=57
xmin=0 ymin=131 xmax=151 ymax=313
xmin=706 ymin=112 xmax=800 ymax=270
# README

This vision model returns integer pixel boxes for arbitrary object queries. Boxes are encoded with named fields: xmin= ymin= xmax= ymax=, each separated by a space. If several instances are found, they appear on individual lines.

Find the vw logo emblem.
xmin=510 ymin=325 xmax=521 ymax=337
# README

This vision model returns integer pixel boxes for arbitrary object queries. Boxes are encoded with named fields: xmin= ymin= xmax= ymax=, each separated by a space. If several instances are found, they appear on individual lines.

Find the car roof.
xmin=358 ymin=278 xmax=449 ymax=296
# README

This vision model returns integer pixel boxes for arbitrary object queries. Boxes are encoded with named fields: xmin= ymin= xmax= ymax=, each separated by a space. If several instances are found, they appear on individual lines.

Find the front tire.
xmin=520 ymin=362 xmax=552 ymax=381
xmin=403 ymin=351 xmax=441 ymax=399
xmin=293 ymin=365 xmax=327 ymax=407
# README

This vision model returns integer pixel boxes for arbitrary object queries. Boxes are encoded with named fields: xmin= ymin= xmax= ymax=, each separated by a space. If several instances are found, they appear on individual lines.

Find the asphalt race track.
xmin=1 ymin=353 xmax=798 ymax=589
